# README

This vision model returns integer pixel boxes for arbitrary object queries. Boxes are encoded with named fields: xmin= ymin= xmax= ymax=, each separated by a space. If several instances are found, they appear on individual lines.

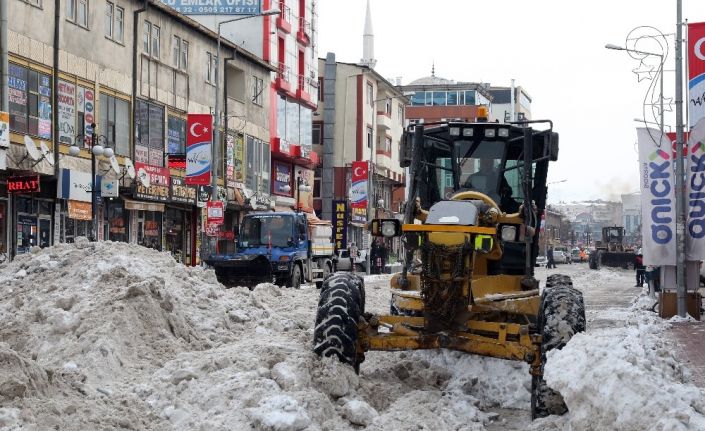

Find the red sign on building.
xmin=186 ymin=114 xmax=212 ymax=185
xmin=206 ymin=200 xmax=224 ymax=225
xmin=8 ymin=175 xmax=40 ymax=193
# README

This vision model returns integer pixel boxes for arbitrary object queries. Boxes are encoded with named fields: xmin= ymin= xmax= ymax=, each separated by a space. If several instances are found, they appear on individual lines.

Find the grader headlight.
xmin=501 ymin=225 xmax=517 ymax=242
xmin=474 ymin=234 xmax=494 ymax=253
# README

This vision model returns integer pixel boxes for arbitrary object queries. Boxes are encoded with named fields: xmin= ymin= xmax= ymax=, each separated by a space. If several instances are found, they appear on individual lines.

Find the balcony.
xmin=276 ymin=2 xmax=292 ymax=33
xmin=275 ymin=63 xmax=296 ymax=97
xmin=296 ymin=17 xmax=311 ymax=46
xmin=296 ymin=74 xmax=318 ymax=109
xmin=376 ymin=111 xmax=392 ymax=130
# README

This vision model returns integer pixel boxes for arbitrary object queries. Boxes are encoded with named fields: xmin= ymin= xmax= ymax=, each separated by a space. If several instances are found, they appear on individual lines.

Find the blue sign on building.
xmin=160 ymin=0 xmax=262 ymax=15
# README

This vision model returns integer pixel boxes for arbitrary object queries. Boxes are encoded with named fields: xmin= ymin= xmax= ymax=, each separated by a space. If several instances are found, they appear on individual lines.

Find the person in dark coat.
xmin=547 ymin=246 xmax=557 ymax=269
xmin=634 ymin=253 xmax=645 ymax=287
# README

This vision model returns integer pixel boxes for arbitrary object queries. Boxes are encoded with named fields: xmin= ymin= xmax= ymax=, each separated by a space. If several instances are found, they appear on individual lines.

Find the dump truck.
xmin=205 ymin=211 xmax=335 ymax=288
xmin=313 ymin=118 xmax=585 ymax=419
xmin=588 ymin=226 xmax=635 ymax=270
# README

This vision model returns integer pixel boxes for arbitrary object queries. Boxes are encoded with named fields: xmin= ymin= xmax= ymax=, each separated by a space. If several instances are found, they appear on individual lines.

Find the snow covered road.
xmin=0 ymin=242 xmax=703 ymax=430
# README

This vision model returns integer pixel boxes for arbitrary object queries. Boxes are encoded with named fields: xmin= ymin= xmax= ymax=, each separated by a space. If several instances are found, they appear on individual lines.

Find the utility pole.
xmin=675 ymin=0 xmax=687 ymax=317
xmin=0 ymin=0 xmax=7 ymax=113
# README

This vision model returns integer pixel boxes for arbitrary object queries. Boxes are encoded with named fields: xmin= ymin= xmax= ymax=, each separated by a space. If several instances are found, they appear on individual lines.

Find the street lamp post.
xmin=605 ymin=43 xmax=665 ymax=136
xmin=212 ymin=7 xmax=281 ymax=197
xmin=80 ymin=125 xmax=114 ymax=241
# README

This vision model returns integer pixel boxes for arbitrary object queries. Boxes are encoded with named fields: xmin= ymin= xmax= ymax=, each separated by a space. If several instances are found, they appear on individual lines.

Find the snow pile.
xmin=0 ymin=240 xmax=528 ymax=430
xmin=539 ymin=298 xmax=705 ymax=430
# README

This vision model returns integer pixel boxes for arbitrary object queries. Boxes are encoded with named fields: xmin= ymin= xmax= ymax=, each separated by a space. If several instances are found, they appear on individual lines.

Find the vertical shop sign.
xmin=233 ymin=134 xmax=244 ymax=185
xmin=333 ymin=200 xmax=348 ymax=252
xmin=226 ymin=134 xmax=235 ymax=187
xmin=186 ymin=114 xmax=212 ymax=185
xmin=57 ymin=81 xmax=76 ymax=146
xmin=83 ymin=89 xmax=94 ymax=147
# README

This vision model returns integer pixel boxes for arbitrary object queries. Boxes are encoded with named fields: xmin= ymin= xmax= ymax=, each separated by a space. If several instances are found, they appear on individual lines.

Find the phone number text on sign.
xmin=161 ymin=0 xmax=261 ymax=15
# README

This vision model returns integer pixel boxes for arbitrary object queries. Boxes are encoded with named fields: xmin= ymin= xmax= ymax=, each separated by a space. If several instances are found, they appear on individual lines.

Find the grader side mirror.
xmin=544 ymin=132 xmax=559 ymax=162
xmin=369 ymin=219 xmax=402 ymax=237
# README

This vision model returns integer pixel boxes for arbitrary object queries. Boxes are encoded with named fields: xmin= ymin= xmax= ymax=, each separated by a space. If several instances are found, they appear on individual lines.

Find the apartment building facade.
xmin=3 ymin=0 xmax=274 ymax=263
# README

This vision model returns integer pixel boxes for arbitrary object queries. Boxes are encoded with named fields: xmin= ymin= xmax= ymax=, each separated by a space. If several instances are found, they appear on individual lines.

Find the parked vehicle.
xmin=571 ymin=248 xmax=582 ymax=262
xmin=553 ymin=250 xmax=571 ymax=264
xmin=205 ymin=211 xmax=335 ymax=289
xmin=536 ymin=255 xmax=548 ymax=267
xmin=334 ymin=249 xmax=368 ymax=272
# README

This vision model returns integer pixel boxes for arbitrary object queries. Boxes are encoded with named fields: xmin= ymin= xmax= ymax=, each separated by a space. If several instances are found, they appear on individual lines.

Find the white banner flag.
xmin=686 ymin=118 xmax=705 ymax=259
xmin=637 ymin=127 xmax=677 ymax=265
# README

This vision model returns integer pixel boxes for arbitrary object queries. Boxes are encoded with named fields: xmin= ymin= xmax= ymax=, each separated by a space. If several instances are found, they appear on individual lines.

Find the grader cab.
xmin=313 ymin=119 xmax=585 ymax=419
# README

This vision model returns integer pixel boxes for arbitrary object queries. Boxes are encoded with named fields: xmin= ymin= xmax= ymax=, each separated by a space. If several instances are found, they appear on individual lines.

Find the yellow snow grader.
xmin=313 ymin=118 xmax=585 ymax=419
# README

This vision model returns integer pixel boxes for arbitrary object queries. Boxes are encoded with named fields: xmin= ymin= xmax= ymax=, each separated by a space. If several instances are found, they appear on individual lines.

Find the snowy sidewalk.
xmin=670 ymin=321 xmax=705 ymax=388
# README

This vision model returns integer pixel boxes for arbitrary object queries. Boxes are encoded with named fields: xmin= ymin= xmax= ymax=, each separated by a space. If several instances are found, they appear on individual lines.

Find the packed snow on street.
xmin=0 ymin=240 xmax=703 ymax=430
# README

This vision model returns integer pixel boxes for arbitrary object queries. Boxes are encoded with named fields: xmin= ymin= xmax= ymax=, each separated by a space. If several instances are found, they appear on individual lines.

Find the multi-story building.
xmin=488 ymin=82 xmax=532 ymax=123
xmin=313 ymin=1 xmax=406 ymax=254
xmin=552 ymin=200 xmax=624 ymax=243
xmin=622 ymin=192 xmax=642 ymax=246
xmin=2 ymin=0 xmax=274 ymax=263
xmin=186 ymin=0 xmax=320 ymax=212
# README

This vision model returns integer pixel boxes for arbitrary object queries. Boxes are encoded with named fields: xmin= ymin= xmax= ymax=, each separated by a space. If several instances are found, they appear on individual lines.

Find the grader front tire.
xmin=531 ymin=275 xmax=586 ymax=419
xmin=313 ymin=273 xmax=365 ymax=373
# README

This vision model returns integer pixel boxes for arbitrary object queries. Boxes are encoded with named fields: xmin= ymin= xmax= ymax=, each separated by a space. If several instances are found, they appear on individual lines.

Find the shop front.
xmin=57 ymin=168 xmax=97 ymax=243
xmin=8 ymin=174 xmax=54 ymax=256
xmin=167 ymin=176 xmax=197 ymax=265
xmin=130 ymin=162 xmax=170 ymax=251
xmin=103 ymin=198 xmax=129 ymax=243
xmin=0 ymin=182 xmax=8 ymax=261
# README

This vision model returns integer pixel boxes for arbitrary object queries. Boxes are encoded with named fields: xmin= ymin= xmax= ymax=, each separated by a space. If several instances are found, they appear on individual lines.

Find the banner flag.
xmin=688 ymin=22 xmax=705 ymax=128
xmin=186 ymin=114 xmax=212 ymax=185
xmin=637 ymin=127 xmax=677 ymax=265
xmin=349 ymin=161 xmax=368 ymax=209
xmin=686 ymin=117 xmax=705 ymax=259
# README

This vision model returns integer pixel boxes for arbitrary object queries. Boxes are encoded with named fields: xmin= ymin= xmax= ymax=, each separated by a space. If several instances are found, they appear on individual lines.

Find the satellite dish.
xmin=124 ymin=158 xmax=136 ymax=180
xmin=109 ymin=155 xmax=120 ymax=174
xmin=137 ymin=167 xmax=151 ymax=188
xmin=23 ymin=136 xmax=42 ymax=161
xmin=39 ymin=142 xmax=55 ymax=167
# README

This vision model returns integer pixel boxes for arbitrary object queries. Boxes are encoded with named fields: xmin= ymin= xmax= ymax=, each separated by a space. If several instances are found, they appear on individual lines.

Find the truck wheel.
xmin=313 ymin=273 xmax=365 ymax=373
xmin=315 ymin=261 xmax=333 ymax=289
xmin=288 ymin=264 xmax=302 ymax=289
xmin=531 ymin=277 xmax=585 ymax=420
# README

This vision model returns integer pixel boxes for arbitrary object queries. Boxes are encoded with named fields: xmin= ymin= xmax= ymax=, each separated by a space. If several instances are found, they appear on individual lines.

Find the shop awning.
xmin=123 ymin=199 xmax=165 ymax=212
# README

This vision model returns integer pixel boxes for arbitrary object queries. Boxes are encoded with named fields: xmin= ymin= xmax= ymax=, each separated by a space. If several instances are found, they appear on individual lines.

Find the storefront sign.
xmin=273 ymin=161 xmax=292 ymax=196
xmin=197 ymin=185 xmax=211 ymax=208
xmin=352 ymin=206 xmax=367 ymax=224
xmin=57 ymin=169 xmax=93 ymax=202
xmin=134 ymin=162 xmax=170 ymax=202
xmin=80 ymin=88 xmax=94 ymax=147
xmin=168 ymin=154 xmax=186 ymax=170
xmin=350 ymin=161 xmax=368 ymax=209
xmin=226 ymin=134 xmax=235 ymax=187
xmin=186 ymin=114 xmax=212 ymax=185
xmin=160 ymin=0 xmax=262 ymax=15
xmin=170 ymin=177 xmax=197 ymax=205
xmin=333 ymin=200 xmax=348 ymax=252
xmin=57 ymin=81 xmax=76 ymax=146
xmin=101 ymin=179 xmax=119 ymax=198
xmin=8 ymin=175 xmax=40 ymax=193
xmin=0 ymin=111 xmax=9 ymax=148
xmin=296 ymin=168 xmax=314 ymax=213
xmin=205 ymin=223 xmax=221 ymax=237
xmin=207 ymin=200 xmax=224 ymax=225
xmin=233 ymin=134 xmax=244 ymax=185
xmin=68 ymin=200 xmax=92 ymax=220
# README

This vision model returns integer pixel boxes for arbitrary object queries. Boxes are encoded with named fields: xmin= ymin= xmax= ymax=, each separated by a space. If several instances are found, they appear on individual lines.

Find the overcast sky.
xmin=317 ymin=0 xmax=703 ymax=204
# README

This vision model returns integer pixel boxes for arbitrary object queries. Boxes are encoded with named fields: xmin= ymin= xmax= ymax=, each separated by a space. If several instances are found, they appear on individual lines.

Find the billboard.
xmin=688 ymin=22 xmax=705 ymax=128
xmin=160 ymin=0 xmax=262 ymax=15
xmin=186 ymin=114 xmax=212 ymax=185
xmin=350 ymin=161 xmax=368 ymax=209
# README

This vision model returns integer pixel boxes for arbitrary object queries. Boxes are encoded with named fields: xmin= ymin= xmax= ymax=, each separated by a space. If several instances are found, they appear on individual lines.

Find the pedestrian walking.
xmin=349 ymin=242 xmax=358 ymax=272
xmin=634 ymin=253 xmax=645 ymax=287
xmin=547 ymin=246 xmax=557 ymax=269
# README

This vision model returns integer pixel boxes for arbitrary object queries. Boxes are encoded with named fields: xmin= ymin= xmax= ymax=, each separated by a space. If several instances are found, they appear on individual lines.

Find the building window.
xmin=99 ymin=93 xmax=129 ymax=156
xmin=105 ymin=2 xmax=124 ymax=43
xmin=377 ymin=136 xmax=391 ymax=154
xmin=144 ymin=21 xmax=160 ymax=58
xmin=397 ymin=104 xmax=404 ymax=126
xmin=181 ymin=40 xmax=188 ymax=70
xmin=252 ymin=76 xmax=264 ymax=106
xmin=312 ymin=123 xmax=322 ymax=145
xmin=7 ymin=63 xmax=52 ymax=139
xmin=67 ymin=0 xmax=88 ymax=28
xmin=318 ymin=77 xmax=324 ymax=102
xmin=367 ymin=82 xmax=374 ymax=106
xmin=245 ymin=136 xmax=270 ymax=193
xmin=135 ymin=99 xmax=165 ymax=167
xmin=206 ymin=52 xmax=216 ymax=83
xmin=366 ymin=126 xmax=373 ymax=149
xmin=385 ymin=98 xmax=392 ymax=115
xmin=167 ymin=116 xmax=186 ymax=154
xmin=172 ymin=37 xmax=188 ymax=70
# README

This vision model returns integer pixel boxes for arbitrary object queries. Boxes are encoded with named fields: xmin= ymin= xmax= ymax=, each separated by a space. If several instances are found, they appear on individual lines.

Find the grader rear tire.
xmin=313 ymin=273 xmax=365 ymax=373
xmin=531 ymin=275 xmax=586 ymax=419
